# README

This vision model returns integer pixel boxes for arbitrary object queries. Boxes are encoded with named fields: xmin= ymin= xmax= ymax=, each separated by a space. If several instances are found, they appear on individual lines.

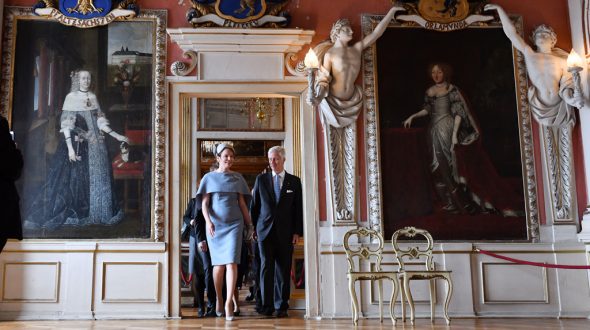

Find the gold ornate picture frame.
xmin=0 ymin=7 xmax=167 ymax=241
xmin=362 ymin=12 xmax=538 ymax=241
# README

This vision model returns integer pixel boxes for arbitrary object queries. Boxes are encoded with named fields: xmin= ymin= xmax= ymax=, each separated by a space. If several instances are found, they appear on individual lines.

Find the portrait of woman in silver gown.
xmin=403 ymin=63 xmax=480 ymax=214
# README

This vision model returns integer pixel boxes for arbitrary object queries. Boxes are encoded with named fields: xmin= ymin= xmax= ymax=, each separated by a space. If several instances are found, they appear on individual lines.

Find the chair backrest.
xmin=343 ymin=227 xmax=385 ymax=273
xmin=391 ymin=226 xmax=434 ymax=272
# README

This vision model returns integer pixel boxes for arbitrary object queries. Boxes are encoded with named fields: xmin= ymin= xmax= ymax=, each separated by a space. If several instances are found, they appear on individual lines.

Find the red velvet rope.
xmin=476 ymin=249 xmax=590 ymax=269
xmin=180 ymin=268 xmax=193 ymax=285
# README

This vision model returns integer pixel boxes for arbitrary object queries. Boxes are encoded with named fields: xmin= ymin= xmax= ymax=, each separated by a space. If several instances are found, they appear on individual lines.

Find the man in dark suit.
xmin=251 ymin=146 xmax=303 ymax=318
xmin=182 ymin=198 xmax=216 ymax=317
xmin=0 ymin=115 xmax=23 ymax=253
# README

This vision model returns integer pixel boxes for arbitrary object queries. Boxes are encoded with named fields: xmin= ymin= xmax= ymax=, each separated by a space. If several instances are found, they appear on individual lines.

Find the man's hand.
xmin=198 ymin=241 xmax=208 ymax=252
xmin=292 ymin=234 xmax=299 ymax=245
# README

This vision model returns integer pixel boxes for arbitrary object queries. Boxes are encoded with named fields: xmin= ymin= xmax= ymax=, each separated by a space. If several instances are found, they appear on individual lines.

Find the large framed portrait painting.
xmin=362 ymin=6 xmax=538 ymax=241
xmin=0 ymin=7 xmax=166 ymax=239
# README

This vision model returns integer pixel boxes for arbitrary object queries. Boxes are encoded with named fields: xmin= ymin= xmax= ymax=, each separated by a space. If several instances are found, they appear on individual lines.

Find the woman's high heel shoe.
xmin=225 ymin=302 xmax=235 ymax=321
xmin=216 ymin=301 xmax=224 ymax=317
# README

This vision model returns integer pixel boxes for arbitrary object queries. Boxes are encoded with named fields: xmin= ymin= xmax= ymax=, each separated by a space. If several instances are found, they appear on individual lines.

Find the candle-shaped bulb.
xmin=567 ymin=49 xmax=584 ymax=68
xmin=304 ymin=48 xmax=319 ymax=69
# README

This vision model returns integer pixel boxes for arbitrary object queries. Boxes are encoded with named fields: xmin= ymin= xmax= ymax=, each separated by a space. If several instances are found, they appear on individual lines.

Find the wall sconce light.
xmin=304 ymin=48 xmax=319 ymax=105
xmin=567 ymin=49 xmax=585 ymax=108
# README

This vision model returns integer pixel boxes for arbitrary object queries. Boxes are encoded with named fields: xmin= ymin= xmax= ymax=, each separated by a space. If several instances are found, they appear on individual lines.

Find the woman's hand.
xmin=244 ymin=224 xmax=255 ymax=241
xmin=403 ymin=116 xmax=413 ymax=128
xmin=114 ymin=133 xmax=130 ymax=144
xmin=67 ymin=147 xmax=78 ymax=162
xmin=484 ymin=3 xmax=499 ymax=12
xmin=206 ymin=221 xmax=215 ymax=237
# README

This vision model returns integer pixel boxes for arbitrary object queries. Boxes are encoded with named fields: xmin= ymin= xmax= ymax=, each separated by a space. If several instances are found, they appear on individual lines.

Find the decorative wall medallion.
xmin=417 ymin=0 xmax=470 ymax=23
xmin=33 ymin=0 xmax=138 ymax=27
xmin=187 ymin=0 xmax=290 ymax=28
xmin=215 ymin=0 xmax=267 ymax=22
xmin=394 ymin=0 xmax=492 ymax=31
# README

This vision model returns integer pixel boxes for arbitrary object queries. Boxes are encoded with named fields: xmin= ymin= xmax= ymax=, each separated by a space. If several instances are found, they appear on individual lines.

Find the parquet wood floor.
xmin=1 ymin=312 xmax=589 ymax=329
xmin=2 ymin=292 xmax=589 ymax=329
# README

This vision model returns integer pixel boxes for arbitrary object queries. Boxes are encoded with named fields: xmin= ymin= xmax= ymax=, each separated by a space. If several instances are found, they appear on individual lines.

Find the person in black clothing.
xmin=183 ymin=197 xmax=217 ymax=317
xmin=0 ymin=115 xmax=23 ymax=253
xmin=251 ymin=146 xmax=303 ymax=318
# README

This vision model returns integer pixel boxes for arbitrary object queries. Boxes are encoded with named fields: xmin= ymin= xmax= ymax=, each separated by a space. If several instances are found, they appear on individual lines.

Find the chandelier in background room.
xmin=243 ymin=97 xmax=280 ymax=122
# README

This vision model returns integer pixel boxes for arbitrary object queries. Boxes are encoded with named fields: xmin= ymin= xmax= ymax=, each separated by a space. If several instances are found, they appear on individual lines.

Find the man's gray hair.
xmin=268 ymin=146 xmax=286 ymax=159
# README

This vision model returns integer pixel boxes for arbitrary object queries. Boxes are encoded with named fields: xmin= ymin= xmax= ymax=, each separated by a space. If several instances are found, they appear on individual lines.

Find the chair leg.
xmin=443 ymin=276 xmax=453 ymax=325
xmin=429 ymin=279 xmax=435 ymax=323
xmin=348 ymin=278 xmax=359 ymax=325
xmin=378 ymin=279 xmax=383 ymax=323
xmin=403 ymin=276 xmax=415 ymax=325
xmin=400 ymin=277 xmax=406 ymax=323
xmin=389 ymin=276 xmax=398 ymax=325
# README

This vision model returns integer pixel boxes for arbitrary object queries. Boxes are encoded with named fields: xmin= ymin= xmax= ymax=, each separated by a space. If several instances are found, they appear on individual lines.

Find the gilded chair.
xmin=391 ymin=226 xmax=453 ymax=325
xmin=343 ymin=227 xmax=399 ymax=325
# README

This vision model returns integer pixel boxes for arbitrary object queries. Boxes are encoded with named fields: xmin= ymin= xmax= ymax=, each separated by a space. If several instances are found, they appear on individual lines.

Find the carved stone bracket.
xmin=170 ymin=50 xmax=198 ymax=77
xmin=324 ymin=124 xmax=357 ymax=225
xmin=543 ymin=124 xmax=576 ymax=223
xmin=167 ymin=28 xmax=314 ymax=80
xmin=285 ymin=52 xmax=306 ymax=77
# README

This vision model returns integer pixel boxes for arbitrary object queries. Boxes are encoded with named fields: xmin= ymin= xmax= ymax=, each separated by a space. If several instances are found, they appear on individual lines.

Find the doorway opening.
xmin=179 ymin=95 xmax=306 ymax=318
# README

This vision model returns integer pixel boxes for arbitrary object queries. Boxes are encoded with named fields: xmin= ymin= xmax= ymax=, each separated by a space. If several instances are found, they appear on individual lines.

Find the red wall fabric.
xmin=3 ymin=0 xmax=581 ymax=225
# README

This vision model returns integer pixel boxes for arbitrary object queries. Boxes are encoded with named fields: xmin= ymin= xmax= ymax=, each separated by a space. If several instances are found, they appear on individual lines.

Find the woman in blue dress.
xmin=196 ymin=143 xmax=253 ymax=321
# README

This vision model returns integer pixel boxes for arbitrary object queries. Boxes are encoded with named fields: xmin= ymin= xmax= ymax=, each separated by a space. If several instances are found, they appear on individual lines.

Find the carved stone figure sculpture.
xmin=485 ymin=4 xmax=581 ymax=126
xmin=307 ymin=4 xmax=404 ymax=223
xmin=486 ymin=3 xmax=582 ymax=220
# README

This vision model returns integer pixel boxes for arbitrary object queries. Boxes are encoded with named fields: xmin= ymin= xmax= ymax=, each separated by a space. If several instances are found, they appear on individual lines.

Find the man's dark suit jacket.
xmin=0 ymin=116 xmax=23 ymax=242
xmin=250 ymin=172 xmax=303 ymax=241
xmin=182 ymin=198 xmax=206 ymax=243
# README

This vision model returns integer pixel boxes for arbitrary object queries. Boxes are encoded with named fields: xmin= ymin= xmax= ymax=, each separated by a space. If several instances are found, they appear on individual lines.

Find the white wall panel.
xmin=319 ymin=241 xmax=590 ymax=319
xmin=1 ymin=262 xmax=60 ymax=302
xmin=0 ymin=242 xmax=166 ymax=320
xmin=101 ymin=262 xmax=159 ymax=302
xmin=481 ymin=263 xmax=548 ymax=304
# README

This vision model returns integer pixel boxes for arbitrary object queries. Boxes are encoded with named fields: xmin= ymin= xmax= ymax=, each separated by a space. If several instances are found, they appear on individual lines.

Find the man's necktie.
xmin=274 ymin=174 xmax=281 ymax=204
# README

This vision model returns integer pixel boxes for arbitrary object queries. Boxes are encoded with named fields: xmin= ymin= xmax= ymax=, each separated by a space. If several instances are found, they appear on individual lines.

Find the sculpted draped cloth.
xmin=315 ymin=67 xmax=363 ymax=128
xmin=527 ymin=75 xmax=576 ymax=127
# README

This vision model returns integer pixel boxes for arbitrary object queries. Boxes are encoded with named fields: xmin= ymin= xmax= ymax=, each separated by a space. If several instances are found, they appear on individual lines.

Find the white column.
xmin=569 ymin=0 xmax=590 ymax=241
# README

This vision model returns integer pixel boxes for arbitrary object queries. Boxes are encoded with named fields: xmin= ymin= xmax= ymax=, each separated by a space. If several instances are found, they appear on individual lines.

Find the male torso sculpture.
xmin=486 ymin=4 xmax=583 ymax=126
xmin=309 ymin=5 xmax=404 ymax=127
xmin=306 ymin=3 xmax=404 ymax=222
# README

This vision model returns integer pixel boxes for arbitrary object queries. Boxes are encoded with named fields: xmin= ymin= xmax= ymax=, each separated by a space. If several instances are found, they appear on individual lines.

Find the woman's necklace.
xmin=79 ymin=90 xmax=91 ymax=107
